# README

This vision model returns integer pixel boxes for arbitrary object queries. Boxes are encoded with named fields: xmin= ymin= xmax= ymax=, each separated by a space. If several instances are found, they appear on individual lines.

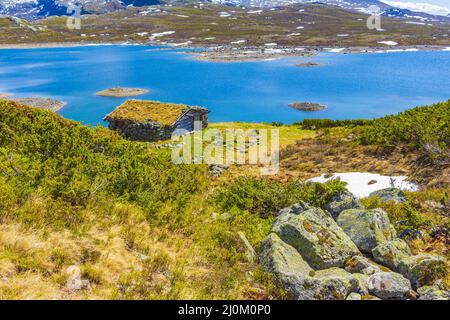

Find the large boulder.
xmin=259 ymin=234 xmax=363 ymax=300
xmin=259 ymin=233 xmax=314 ymax=299
xmin=369 ymin=188 xmax=407 ymax=203
xmin=372 ymin=239 xmax=412 ymax=270
xmin=344 ymin=255 xmax=389 ymax=275
xmin=398 ymin=254 xmax=448 ymax=288
xmin=336 ymin=208 xmax=396 ymax=253
xmin=368 ymin=272 xmax=412 ymax=299
xmin=272 ymin=206 xmax=360 ymax=269
xmin=325 ymin=190 xmax=364 ymax=219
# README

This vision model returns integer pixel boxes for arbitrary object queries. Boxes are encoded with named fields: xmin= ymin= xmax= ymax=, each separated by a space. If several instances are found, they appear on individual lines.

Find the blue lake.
xmin=0 ymin=45 xmax=449 ymax=125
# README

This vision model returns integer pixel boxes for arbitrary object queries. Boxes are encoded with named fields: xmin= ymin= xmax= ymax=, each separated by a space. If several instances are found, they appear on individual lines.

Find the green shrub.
xmin=213 ymin=176 xmax=347 ymax=217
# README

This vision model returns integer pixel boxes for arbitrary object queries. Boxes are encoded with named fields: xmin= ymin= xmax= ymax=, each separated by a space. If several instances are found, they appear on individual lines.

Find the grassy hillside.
xmin=0 ymin=100 xmax=448 ymax=299
xmin=0 ymin=101 xmax=275 ymax=299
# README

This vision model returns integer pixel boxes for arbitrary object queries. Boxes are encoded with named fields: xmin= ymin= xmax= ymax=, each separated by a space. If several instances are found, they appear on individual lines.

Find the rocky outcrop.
xmin=372 ymin=239 xmax=412 ymax=270
xmin=325 ymin=190 xmax=364 ymax=219
xmin=369 ymin=188 xmax=407 ymax=203
xmin=368 ymin=272 xmax=412 ymax=299
xmin=398 ymin=254 xmax=448 ymax=288
xmin=417 ymin=286 xmax=450 ymax=300
xmin=272 ymin=205 xmax=360 ymax=269
xmin=259 ymin=192 xmax=449 ymax=300
xmin=337 ymin=208 xmax=396 ymax=253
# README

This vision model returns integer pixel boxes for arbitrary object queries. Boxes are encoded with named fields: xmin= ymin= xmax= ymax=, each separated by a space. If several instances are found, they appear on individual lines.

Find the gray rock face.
xmin=368 ymin=272 xmax=411 ymax=299
xmin=325 ymin=190 xmax=364 ymax=219
xmin=344 ymin=255 xmax=388 ymax=275
xmin=369 ymin=188 xmax=407 ymax=203
xmin=337 ymin=208 xmax=396 ymax=253
xmin=272 ymin=206 xmax=360 ymax=269
xmin=312 ymin=268 xmax=360 ymax=300
xmin=259 ymin=233 xmax=313 ymax=278
xmin=372 ymin=239 xmax=411 ymax=270
xmin=398 ymin=254 xmax=448 ymax=288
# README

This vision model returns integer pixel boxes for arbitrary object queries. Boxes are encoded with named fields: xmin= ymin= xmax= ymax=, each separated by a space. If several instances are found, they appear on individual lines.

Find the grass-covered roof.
xmin=105 ymin=100 xmax=190 ymax=126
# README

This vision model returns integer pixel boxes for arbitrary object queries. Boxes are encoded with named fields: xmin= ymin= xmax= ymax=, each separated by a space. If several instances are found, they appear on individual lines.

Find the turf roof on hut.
xmin=105 ymin=100 xmax=190 ymax=126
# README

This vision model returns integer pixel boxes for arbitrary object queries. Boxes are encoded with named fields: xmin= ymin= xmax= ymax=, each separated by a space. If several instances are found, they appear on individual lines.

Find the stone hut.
xmin=104 ymin=100 xmax=209 ymax=142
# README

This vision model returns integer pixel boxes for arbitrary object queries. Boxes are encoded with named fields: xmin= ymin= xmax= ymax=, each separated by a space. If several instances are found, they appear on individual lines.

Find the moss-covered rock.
xmin=369 ymin=188 xmax=407 ymax=203
xmin=368 ymin=272 xmax=412 ymax=299
xmin=398 ymin=254 xmax=448 ymax=288
xmin=337 ymin=208 xmax=395 ymax=253
xmin=259 ymin=234 xmax=363 ymax=300
xmin=325 ymin=190 xmax=364 ymax=219
xmin=372 ymin=239 xmax=412 ymax=270
xmin=417 ymin=286 xmax=450 ymax=300
xmin=353 ymin=273 xmax=370 ymax=295
xmin=259 ymin=233 xmax=314 ymax=299
xmin=272 ymin=206 xmax=360 ymax=269
xmin=312 ymin=268 xmax=360 ymax=300
xmin=344 ymin=255 xmax=389 ymax=275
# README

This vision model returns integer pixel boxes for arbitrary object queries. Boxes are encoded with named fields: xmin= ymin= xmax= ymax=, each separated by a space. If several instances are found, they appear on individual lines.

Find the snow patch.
xmin=307 ymin=172 xmax=418 ymax=198
xmin=378 ymin=41 xmax=398 ymax=46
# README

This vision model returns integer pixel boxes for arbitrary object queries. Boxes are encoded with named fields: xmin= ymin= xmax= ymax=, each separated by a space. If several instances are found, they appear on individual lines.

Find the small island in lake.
xmin=9 ymin=97 xmax=66 ymax=112
xmin=289 ymin=102 xmax=327 ymax=111
xmin=96 ymin=87 xmax=149 ymax=97
xmin=295 ymin=62 xmax=321 ymax=67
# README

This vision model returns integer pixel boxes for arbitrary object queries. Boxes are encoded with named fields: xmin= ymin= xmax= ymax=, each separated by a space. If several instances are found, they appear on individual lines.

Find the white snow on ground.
xmin=328 ymin=48 xmax=346 ymax=53
xmin=287 ymin=33 xmax=302 ymax=37
xmin=307 ymin=172 xmax=418 ymax=198
xmin=149 ymin=31 xmax=175 ymax=40
xmin=378 ymin=41 xmax=398 ymax=46
xmin=336 ymin=34 xmax=349 ymax=37
xmin=443 ymin=47 xmax=450 ymax=51
xmin=231 ymin=40 xmax=246 ymax=44
xmin=264 ymin=43 xmax=277 ymax=46
xmin=248 ymin=10 xmax=262 ymax=14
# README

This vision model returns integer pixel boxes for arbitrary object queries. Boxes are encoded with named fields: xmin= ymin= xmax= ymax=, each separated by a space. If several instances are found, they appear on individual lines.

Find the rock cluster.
xmin=259 ymin=190 xmax=449 ymax=300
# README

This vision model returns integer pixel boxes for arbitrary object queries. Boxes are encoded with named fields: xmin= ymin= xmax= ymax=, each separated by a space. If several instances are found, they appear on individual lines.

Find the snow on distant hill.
xmin=382 ymin=1 xmax=450 ymax=17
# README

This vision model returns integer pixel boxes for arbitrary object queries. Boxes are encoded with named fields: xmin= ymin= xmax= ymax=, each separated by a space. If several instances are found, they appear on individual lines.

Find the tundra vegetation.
xmin=0 ymin=99 xmax=448 ymax=299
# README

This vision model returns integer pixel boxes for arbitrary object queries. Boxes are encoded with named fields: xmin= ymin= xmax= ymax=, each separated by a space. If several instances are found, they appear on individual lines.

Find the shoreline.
xmin=0 ymin=41 xmax=449 ymax=62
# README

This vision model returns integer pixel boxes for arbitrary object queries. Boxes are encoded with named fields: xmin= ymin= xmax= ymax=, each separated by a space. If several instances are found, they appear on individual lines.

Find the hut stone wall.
xmin=108 ymin=120 xmax=174 ymax=142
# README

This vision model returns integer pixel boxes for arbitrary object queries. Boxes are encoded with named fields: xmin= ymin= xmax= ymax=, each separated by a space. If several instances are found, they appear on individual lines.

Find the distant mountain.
xmin=0 ymin=0 xmax=67 ymax=20
xmin=1 ymin=0 xmax=449 ymax=22
xmin=0 ymin=0 xmax=160 ymax=20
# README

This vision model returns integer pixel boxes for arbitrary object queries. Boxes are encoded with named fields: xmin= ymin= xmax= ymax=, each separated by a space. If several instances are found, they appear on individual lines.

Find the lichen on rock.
xmin=272 ymin=206 xmax=360 ymax=269
xmin=337 ymin=208 xmax=396 ymax=253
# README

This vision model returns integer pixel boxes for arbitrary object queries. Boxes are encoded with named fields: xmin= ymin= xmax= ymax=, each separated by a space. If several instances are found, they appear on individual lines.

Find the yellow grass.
xmin=105 ymin=100 xmax=189 ymax=125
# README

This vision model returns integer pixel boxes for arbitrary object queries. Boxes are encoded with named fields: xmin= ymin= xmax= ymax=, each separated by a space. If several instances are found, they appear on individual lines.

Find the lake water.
xmin=0 ymin=45 xmax=449 ymax=125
